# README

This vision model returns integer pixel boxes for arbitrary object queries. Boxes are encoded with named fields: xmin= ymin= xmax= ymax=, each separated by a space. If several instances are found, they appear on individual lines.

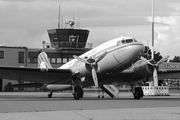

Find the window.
xmin=62 ymin=58 xmax=68 ymax=63
xmin=18 ymin=52 xmax=24 ymax=63
xmin=33 ymin=57 xmax=38 ymax=63
xmin=68 ymin=58 xmax=74 ymax=61
xmin=28 ymin=57 xmax=30 ymax=63
xmin=57 ymin=58 xmax=62 ymax=63
xmin=134 ymin=39 xmax=138 ymax=42
xmin=122 ymin=40 xmax=126 ymax=44
xmin=51 ymin=58 xmax=56 ymax=63
xmin=126 ymin=39 xmax=133 ymax=43
xmin=0 ymin=51 xmax=4 ymax=59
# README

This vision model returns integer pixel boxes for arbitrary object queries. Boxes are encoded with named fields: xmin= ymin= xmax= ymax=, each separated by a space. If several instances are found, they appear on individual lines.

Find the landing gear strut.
xmin=48 ymin=91 xmax=53 ymax=98
xmin=98 ymin=87 xmax=105 ymax=98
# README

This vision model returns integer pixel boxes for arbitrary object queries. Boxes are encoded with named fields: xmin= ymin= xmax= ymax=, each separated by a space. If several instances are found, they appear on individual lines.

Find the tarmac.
xmin=0 ymin=91 xmax=180 ymax=120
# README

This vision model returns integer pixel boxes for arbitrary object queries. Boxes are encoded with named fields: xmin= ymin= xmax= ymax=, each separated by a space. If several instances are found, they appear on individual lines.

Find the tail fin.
xmin=38 ymin=52 xmax=52 ymax=69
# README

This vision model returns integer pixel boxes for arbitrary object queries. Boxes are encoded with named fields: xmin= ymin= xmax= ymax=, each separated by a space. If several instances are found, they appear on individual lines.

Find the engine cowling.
xmin=132 ymin=61 xmax=154 ymax=79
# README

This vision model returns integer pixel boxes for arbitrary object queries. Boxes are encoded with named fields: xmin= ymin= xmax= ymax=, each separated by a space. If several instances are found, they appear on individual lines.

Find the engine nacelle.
xmin=43 ymin=84 xmax=71 ymax=91
xmin=132 ymin=61 xmax=154 ymax=79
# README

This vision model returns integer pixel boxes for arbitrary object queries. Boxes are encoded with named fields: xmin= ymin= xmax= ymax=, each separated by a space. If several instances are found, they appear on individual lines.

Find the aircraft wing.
xmin=106 ymin=69 xmax=180 ymax=84
xmin=0 ymin=66 xmax=72 ymax=84
xmin=113 ymin=69 xmax=180 ymax=83
xmin=102 ymin=69 xmax=135 ymax=84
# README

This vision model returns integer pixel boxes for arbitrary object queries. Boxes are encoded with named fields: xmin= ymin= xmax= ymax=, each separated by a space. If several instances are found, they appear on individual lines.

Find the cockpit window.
xmin=134 ymin=39 xmax=138 ymax=42
xmin=117 ymin=38 xmax=136 ymax=46
xmin=122 ymin=40 xmax=126 ymax=44
xmin=126 ymin=39 xmax=133 ymax=43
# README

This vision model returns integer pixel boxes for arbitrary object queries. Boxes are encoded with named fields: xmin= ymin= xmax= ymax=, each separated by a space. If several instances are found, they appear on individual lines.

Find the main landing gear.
xmin=72 ymin=78 xmax=84 ymax=100
xmin=48 ymin=91 xmax=53 ymax=98
xmin=130 ymin=80 xmax=144 ymax=99
xmin=73 ymin=86 xmax=83 ymax=100
xmin=132 ymin=87 xmax=144 ymax=99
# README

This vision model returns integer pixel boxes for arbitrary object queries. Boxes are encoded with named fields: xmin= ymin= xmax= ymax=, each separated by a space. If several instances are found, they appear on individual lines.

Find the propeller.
xmin=156 ymin=55 xmax=169 ymax=66
xmin=73 ymin=52 xmax=108 ymax=87
xmin=140 ymin=55 xmax=169 ymax=86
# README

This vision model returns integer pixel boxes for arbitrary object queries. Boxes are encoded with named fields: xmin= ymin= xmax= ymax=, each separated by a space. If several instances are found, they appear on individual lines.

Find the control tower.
xmin=43 ymin=20 xmax=91 ymax=68
xmin=47 ymin=25 xmax=89 ymax=49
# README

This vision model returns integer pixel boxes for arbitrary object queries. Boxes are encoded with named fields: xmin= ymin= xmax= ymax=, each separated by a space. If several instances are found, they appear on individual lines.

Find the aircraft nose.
xmin=113 ymin=43 xmax=145 ymax=64
xmin=139 ymin=43 xmax=145 ymax=55
xmin=130 ymin=43 xmax=145 ymax=59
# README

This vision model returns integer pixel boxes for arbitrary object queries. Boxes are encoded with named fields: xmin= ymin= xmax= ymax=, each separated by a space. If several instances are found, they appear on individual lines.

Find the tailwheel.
xmin=48 ymin=91 xmax=53 ymax=98
xmin=73 ymin=86 xmax=83 ymax=100
xmin=133 ymin=87 xmax=144 ymax=99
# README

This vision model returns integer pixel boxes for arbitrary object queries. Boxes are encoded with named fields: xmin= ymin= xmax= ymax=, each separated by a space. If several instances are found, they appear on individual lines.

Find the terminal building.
xmin=0 ymin=26 xmax=92 ymax=91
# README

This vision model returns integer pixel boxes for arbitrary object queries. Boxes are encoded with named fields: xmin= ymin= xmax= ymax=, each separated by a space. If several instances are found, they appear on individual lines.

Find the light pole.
xmin=152 ymin=0 xmax=154 ymax=60
xmin=152 ymin=0 xmax=158 ymax=87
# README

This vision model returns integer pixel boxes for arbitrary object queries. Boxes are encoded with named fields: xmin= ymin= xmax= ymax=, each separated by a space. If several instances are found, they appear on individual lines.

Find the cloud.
xmin=0 ymin=0 xmax=180 ymax=60
xmin=146 ymin=14 xmax=180 ymax=58
xmin=0 ymin=0 xmax=152 ymax=49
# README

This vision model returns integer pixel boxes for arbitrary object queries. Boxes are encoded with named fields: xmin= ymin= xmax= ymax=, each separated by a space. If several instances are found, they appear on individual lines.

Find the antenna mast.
xmin=61 ymin=15 xmax=63 ymax=28
xmin=58 ymin=5 xmax=61 ymax=29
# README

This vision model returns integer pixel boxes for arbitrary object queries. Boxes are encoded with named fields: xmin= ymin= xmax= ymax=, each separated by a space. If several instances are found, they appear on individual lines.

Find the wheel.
xmin=133 ymin=87 xmax=143 ymax=99
xmin=73 ymin=86 xmax=83 ymax=100
xmin=48 ymin=91 xmax=53 ymax=98
xmin=48 ymin=93 xmax=52 ymax=98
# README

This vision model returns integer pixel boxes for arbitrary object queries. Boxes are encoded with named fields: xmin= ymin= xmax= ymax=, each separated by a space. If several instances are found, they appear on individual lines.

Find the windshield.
xmin=117 ymin=38 xmax=137 ymax=46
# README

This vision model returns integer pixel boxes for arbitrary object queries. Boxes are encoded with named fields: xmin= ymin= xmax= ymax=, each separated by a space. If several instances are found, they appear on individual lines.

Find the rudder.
xmin=38 ymin=52 xmax=52 ymax=69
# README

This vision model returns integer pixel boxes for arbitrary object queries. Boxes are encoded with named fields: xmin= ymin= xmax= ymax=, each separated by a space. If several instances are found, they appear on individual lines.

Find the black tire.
xmin=48 ymin=93 xmax=52 ymax=98
xmin=73 ymin=86 xmax=83 ymax=100
xmin=133 ymin=87 xmax=144 ymax=99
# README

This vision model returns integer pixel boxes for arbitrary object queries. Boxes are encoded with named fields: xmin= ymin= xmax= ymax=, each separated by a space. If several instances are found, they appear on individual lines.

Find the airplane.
xmin=0 ymin=36 xmax=146 ymax=100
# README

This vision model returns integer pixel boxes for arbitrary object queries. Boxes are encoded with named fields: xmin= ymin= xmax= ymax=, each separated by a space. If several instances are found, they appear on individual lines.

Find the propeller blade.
xmin=156 ymin=55 xmax=169 ymax=66
xmin=153 ymin=68 xmax=158 ymax=86
xmin=91 ymin=67 xmax=99 ymax=87
xmin=73 ymin=55 xmax=89 ymax=64
xmin=140 ymin=56 xmax=154 ymax=66
xmin=96 ymin=52 xmax=108 ymax=63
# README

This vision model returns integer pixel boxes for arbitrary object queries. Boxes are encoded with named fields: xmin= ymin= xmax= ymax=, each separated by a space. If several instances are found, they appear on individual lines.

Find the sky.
xmin=0 ymin=0 xmax=180 ymax=59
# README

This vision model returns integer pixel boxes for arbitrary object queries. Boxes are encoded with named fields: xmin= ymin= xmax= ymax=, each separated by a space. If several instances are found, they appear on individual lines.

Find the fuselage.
xmin=60 ymin=36 xmax=145 ymax=84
